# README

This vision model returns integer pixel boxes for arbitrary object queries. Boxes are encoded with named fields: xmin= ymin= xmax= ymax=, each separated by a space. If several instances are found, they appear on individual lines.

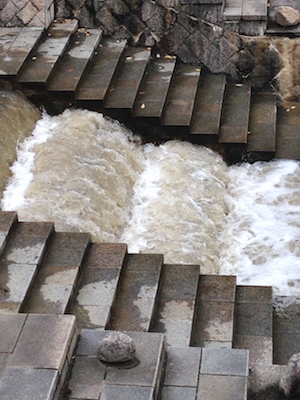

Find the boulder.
xmin=279 ymin=353 xmax=300 ymax=398
xmin=97 ymin=332 xmax=136 ymax=363
xmin=275 ymin=6 xmax=300 ymax=27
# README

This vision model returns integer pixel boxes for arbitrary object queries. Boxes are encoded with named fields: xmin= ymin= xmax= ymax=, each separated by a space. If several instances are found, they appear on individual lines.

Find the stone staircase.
xmin=0 ymin=210 xmax=298 ymax=399
xmin=0 ymin=20 xmax=300 ymax=161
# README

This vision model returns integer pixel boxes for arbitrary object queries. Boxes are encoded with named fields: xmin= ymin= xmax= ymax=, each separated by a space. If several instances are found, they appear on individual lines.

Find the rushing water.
xmin=1 ymin=103 xmax=300 ymax=299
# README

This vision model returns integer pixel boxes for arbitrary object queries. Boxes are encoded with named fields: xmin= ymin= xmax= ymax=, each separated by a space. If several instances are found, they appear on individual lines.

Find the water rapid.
xmin=1 ymin=107 xmax=300 ymax=298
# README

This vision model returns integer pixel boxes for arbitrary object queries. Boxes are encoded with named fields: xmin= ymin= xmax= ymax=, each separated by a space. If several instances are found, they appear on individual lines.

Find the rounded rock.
xmin=97 ymin=332 xmax=136 ymax=363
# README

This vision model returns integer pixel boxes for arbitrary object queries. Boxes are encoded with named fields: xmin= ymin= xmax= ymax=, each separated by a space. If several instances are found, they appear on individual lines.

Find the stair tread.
xmin=107 ymin=253 xmax=163 ymax=332
xmin=0 ymin=27 xmax=22 ymax=56
xmin=71 ymin=243 xmax=127 ymax=329
xmin=242 ymin=0 xmax=268 ymax=21
xmin=76 ymin=38 xmax=126 ymax=101
xmin=0 ymin=211 xmax=17 ymax=237
xmin=151 ymin=264 xmax=200 ymax=347
xmin=223 ymin=0 xmax=243 ymax=20
xmin=132 ymin=57 xmax=176 ymax=119
xmin=104 ymin=47 xmax=151 ymax=109
xmin=47 ymin=28 xmax=102 ymax=93
xmin=276 ymin=102 xmax=300 ymax=160
xmin=0 ymin=27 xmax=43 ymax=77
xmin=248 ymin=92 xmax=277 ymax=153
xmin=162 ymin=63 xmax=200 ymax=127
xmin=190 ymin=72 xmax=226 ymax=135
xmin=219 ymin=82 xmax=251 ymax=144
xmin=18 ymin=19 xmax=78 ymax=85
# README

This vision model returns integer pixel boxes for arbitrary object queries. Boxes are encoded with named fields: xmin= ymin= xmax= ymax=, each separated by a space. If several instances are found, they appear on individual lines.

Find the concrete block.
xmin=236 ymin=286 xmax=272 ymax=303
xmin=2 ymin=236 xmax=48 ymax=265
xmin=234 ymin=335 xmax=273 ymax=367
xmin=75 ymin=304 xmax=111 ymax=328
xmin=36 ymin=264 xmax=79 ymax=285
xmin=0 ymin=368 xmax=58 ymax=400
xmin=0 ymin=212 xmax=17 ymax=236
xmin=9 ymin=314 xmax=76 ymax=373
xmin=200 ymin=348 xmax=249 ymax=377
xmin=198 ymin=275 xmax=236 ymax=302
xmin=157 ymin=318 xmax=193 ymax=347
xmin=197 ymin=375 xmax=248 ymax=400
xmin=25 ymin=284 xmax=74 ymax=314
xmin=164 ymin=347 xmax=201 ymax=387
xmin=10 ymin=222 xmax=53 ymax=238
xmin=161 ymin=264 xmax=199 ymax=300
xmin=76 ymin=328 xmax=105 ymax=356
xmin=161 ymin=386 xmax=197 ymax=400
xmin=100 ymin=384 xmax=154 ymax=400
xmin=0 ymin=313 xmax=27 ymax=352
xmin=84 ymin=243 xmax=127 ymax=269
xmin=68 ymin=356 xmax=105 ymax=399
xmin=235 ymin=302 xmax=272 ymax=336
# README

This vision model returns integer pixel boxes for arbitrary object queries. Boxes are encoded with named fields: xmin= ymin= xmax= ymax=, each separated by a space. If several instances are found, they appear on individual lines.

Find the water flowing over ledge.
xmin=1 ymin=109 xmax=300 ymax=298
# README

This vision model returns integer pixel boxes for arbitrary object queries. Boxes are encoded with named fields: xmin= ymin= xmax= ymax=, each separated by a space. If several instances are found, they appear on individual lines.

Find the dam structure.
xmin=0 ymin=1 xmax=300 ymax=399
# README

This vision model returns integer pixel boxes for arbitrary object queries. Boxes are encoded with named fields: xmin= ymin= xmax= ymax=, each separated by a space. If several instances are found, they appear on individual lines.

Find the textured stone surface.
xmin=200 ymin=348 xmax=249 ymax=377
xmin=275 ymin=6 xmax=300 ymax=27
xmin=197 ymin=375 xmax=248 ymax=400
xmin=98 ymin=332 xmax=136 ymax=363
xmin=279 ymin=353 xmax=300 ymax=398
xmin=0 ymin=314 xmax=27 ymax=353
xmin=100 ymin=384 xmax=154 ymax=400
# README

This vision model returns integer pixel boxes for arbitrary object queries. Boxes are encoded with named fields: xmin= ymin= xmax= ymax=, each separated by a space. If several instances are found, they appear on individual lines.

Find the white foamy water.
xmin=2 ymin=108 xmax=300 ymax=298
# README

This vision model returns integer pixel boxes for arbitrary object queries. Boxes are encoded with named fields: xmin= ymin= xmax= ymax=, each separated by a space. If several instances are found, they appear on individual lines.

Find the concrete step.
xmin=242 ymin=0 xmax=268 ymax=21
xmin=71 ymin=243 xmax=127 ymax=329
xmin=247 ymin=92 xmax=277 ymax=153
xmin=0 ymin=27 xmax=43 ymax=78
xmin=190 ymin=71 xmax=226 ymax=135
xmin=68 ymin=329 xmax=166 ymax=400
xmin=151 ymin=264 xmax=200 ymax=347
xmin=47 ymin=28 xmax=102 ymax=94
xmin=219 ymin=81 xmax=251 ymax=144
xmin=276 ymin=102 xmax=300 ymax=160
xmin=132 ymin=56 xmax=176 ymax=120
xmin=0 ymin=221 xmax=54 ymax=313
xmin=107 ymin=253 xmax=163 ymax=332
xmin=191 ymin=275 xmax=236 ymax=348
xmin=18 ymin=19 xmax=78 ymax=85
xmin=223 ymin=0 xmax=243 ymax=21
xmin=161 ymin=62 xmax=201 ymax=127
xmin=233 ymin=285 xmax=273 ymax=368
xmin=0 ymin=211 xmax=18 ymax=255
xmin=104 ymin=47 xmax=151 ymax=110
xmin=22 ymin=232 xmax=90 ymax=315
xmin=76 ymin=38 xmax=127 ymax=102
xmin=0 ymin=313 xmax=78 ymax=400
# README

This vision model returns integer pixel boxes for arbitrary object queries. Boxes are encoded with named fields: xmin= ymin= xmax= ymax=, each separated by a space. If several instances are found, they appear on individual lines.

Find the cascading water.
xmin=1 ymin=104 xmax=300 ymax=300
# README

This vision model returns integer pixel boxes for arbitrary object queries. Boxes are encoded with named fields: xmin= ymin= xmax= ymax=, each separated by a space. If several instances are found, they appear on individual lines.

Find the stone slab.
xmin=164 ymin=347 xmax=201 ymax=387
xmin=100 ymin=384 xmax=154 ymax=400
xmin=234 ymin=302 xmax=272 ymax=336
xmin=236 ymin=285 xmax=272 ymax=303
xmin=198 ymin=275 xmax=236 ymax=302
xmin=9 ymin=314 xmax=76 ymax=373
xmin=0 ymin=314 xmax=27 ymax=353
xmin=0 ymin=367 xmax=58 ymax=400
xmin=105 ymin=47 xmax=151 ymax=109
xmin=76 ymin=38 xmax=127 ymax=101
xmin=155 ymin=318 xmax=193 ymax=347
xmin=200 ymin=348 xmax=249 ymax=376
xmin=160 ymin=264 xmax=199 ymax=301
xmin=0 ymin=211 xmax=17 ymax=236
xmin=197 ymin=375 xmax=248 ymax=400
xmin=8 ymin=221 xmax=54 ymax=238
xmin=223 ymin=0 xmax=243 ymax=20
xmin=73 ymin=304 xmax=112 ymax=328
xmin=276 ymin=102 xmax=300 ymax=160
xmin=242 ymin=0 xmax=267 ymax=21
xmin=234 ymin=335 xmax=273 ymax=367
xmin=161 ymin=386 xmax=197 ymax=400
xmin=1 ymin=236 xmax=47 ymax=265
xmin=0 ymin=28 xmax=22 ymax=57
xmin=84 ymin=243 xmax=127 ymax=270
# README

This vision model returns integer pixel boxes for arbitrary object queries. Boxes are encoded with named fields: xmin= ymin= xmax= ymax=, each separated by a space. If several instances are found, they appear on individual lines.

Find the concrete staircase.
xmin=0 ymin=20 xmax=300 ymax=161
xmin=0 ymin=210 xmax=298 ymax=399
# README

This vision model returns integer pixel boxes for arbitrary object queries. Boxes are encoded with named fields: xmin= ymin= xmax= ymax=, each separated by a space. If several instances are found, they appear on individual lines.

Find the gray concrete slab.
xmin=0 ymin=211 xmax=17 ymax=236
xmin=100 ymin=384 xmax=154 ymax=400
xmin=2 ymin=236 xmax=49 ymax=265
xmin=198 ymin=275 xmax=236 ymax=302
xmin=9 ymin=314 xmax=76 ymax=373
xmin=161 ymin=386 xmax=197 ymax=400
xmin=0 ymin=314 xmax=27 ymax=353
xmin=76 ymin=328 xmax=105 ymax=356
xmin=0 ymin=367 xmax=58 ymax=400
xmin=84 ymin=243 xmax=127 ymax=270
xmin=197 ymin=375 xmax=248 ymax=400
xmin=0 ymin=354 xmax=9 ymax=379
xmin=164 ymin=347 xmax=201 ymax=387
xmin=235 ymin=302 xmax=272 ymax=336
xmin=234 ymin=335 xmax=273 ymax=367
xmin=9 ymin=221 xmax=54 ymax=238
xmin=200 ymin=348 xmax=249 ymax=377
xmin=236 ymin=285 xmax=272 ymax=303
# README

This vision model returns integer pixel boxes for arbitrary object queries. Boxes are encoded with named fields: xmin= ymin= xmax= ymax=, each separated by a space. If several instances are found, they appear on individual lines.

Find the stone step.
xmin=275 ymin=102 xmax=300 ymax=160
xmin=71 ymin=243 xmax=127 ymax=329
xmin=107 ymin=254 xmax=163 ymax=332
xmin=75 ymin=38 xmax=127 ymax=102
xmin=47 ymin=28 xmax=102 ymax=94
xmin=190 ymin=71 xmax=226 ymax=135
xmin=161 ymin=62 xmax=201 ymax=127
xmin=68 ymin=329 xmax=166 ymax=400
xmin=0 ymin=211 xmax=18 ymax=255
xmin=0 ymin=27 xmax=43 ymax=78
xmin=242 ymin=0 xmax=268 ymax=21
xmin=0 ymin=313 xmax=78 ymax=400
xmin=0 ymin=221 xmax=54 ymax=313
xmin=104 ymin=47 xmax=151 ymax=110
xmin=132 ymin=56 xmax=176 ymax=120
xmin=247 ymin=92 xmax=277 ymax=153
xmin=151 ymin=264 xmax=200 ymax=347
xmin=0 ymin=27 xmax=22 ymax=56
xmin=223 ymin=0 xmax=243 ymax=21
xmin=219 ymin=81 xmax=251 ymax=144
xmin=233 ymin=285 xmax=273 ymax=368
xmin=273 ymin=296 xmax=300 ymax=365
xmin=191 ymin=275 xmax=236 ymax=348
xmin=22 ymin=231 xmax=90 ymax=315
xmin=18 ymin=19 xmax=78 ymax=85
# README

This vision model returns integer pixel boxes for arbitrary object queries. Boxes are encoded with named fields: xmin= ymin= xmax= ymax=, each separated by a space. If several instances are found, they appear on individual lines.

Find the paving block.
xmin=0 ymin=368 xmax=58 ymax=400
xmin=161 ymin=386 xmax=197 ymax=400
xmin=197 ymin=375 xmax=248 ymax=400
xmin=200 ymin=348 xmax=249 ymax=377
xmin=9 ymin=314 xmax=77 ymax=374
xmin=163 ymin=347 xmax=201 ymax=387
xmin=0 ymin=314 xmax=27 ymax=353
xmin=100 ymin=384 xmax=154 ymax=400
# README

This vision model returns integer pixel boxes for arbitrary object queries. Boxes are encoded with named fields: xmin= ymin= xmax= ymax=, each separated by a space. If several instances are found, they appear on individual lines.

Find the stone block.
xmin=161 ymin=264 xmax=199 ymax=300
xmin=74 ymin=304 xmax=111 ymax=328
xmin=100 ymin=384 xmax=154 ymax=400
xmin=0 ymin=212 xmax=17 ymax=236
xmin=9 ymin=314 xmax=76 ymax=373
xmin=0 ymin=236 xmax=6 ymax=254
xmin=0 ymin=368 xmax=58 ymax=400
xmin=236 ymin=286 xmax=272 ymax=303
xmin=198 ymin=275 xmax=236 ymax=302
xmin=156 ymin=318 xmax=193 ymax=347
xmin=10 ymin=222 xmax=53 ymax=238
xmin=36 ymin=264 xmax=79 ymax=285
xmin=76 ymin=328 xmax=105 ymax=356
xmin=234 ymin=335 xmax=273 ymax=367
xmin=200 ymin=348 xmax=249 ymax=377
xmin=164 ymin=347 xmax=201 ymax=387
xmin=161 ymin=386 xmax=197 ymax=400
xmin=25 ymin=284 xmax=74 ymax=314
xmin=197 ymin=375 xmax=248 ymax=400
xmin=0 ymin=314 xmax=27 ymax=353
xmin=234 ymin=302 xmax=272 ymax=336
xmin=2 ymin=236 xmax=48 ymax=265
xmin=84 ymin=243 xmax=127 ymax=270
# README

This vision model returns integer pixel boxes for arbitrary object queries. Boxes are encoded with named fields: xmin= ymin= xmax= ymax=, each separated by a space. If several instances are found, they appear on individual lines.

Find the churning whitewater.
xmin=1 ymin=108 xmax=300 ymax=298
